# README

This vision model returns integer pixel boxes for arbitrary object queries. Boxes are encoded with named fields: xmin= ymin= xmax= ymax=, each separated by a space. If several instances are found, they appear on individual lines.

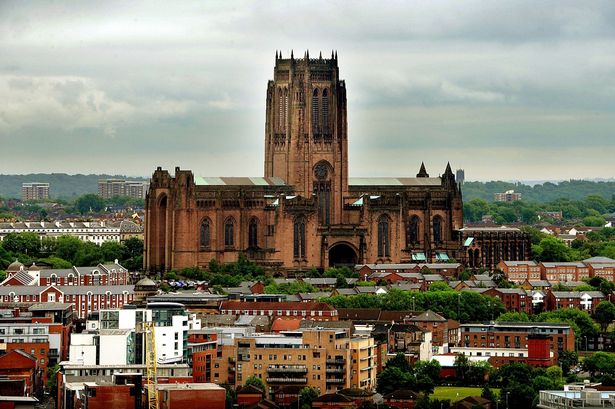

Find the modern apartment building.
xmin=213 ymin=328 xmax=376 ymax=398
xmin=21 ymin=182 xmax=50 ymax=201
xmin=69 ymin=303 xmax=194 ymax=365
xmin=457 ymin=321 xmax=574 ymax=362
xmin=98 ymin=179 xmax=148 ymax=199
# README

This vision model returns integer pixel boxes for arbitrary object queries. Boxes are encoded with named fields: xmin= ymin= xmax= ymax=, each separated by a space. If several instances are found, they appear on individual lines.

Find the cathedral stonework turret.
xmin=144 ymin=51 xmax=530 ymax=272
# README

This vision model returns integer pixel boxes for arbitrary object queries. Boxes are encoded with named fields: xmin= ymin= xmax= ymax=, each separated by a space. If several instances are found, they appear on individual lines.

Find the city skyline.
xmin=1 ymin=1 xmax=614 ymax=181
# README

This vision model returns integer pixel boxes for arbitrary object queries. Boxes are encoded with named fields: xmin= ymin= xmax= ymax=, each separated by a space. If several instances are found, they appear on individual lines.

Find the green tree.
xmin=454 ymin=354 xmax=471 ymax=383
xmin=101 ymin=241 xmax=124 ymax=263
xmin=74 ymin=194 xmax=105 ymax=214
xmin=52 ymin=236 xmax=84 ymax=264
xmin=583 ymin=352 xmax=615 ymax=379
xmin=243 ymin=375 xmax=265 ymax=393
xmin=481 ymin=385 xmax=496 ymax=402
xmin=299 ymin=387 xmax=319 ymax=409
xmin=428 ymin=281 xmax=453 ymax=292
xmin=385 ymin=353 xmax=413 ymax=372
xmin=594 ymin=301 xmax=615 ymax=332
xmin=376 ymin=366 xmax=415 ymax=395
xmin=1 ymin=232 xmax=41 ymax=257
xmin=496 ymin=311 xmax=529 ymax=322
xmin=558 ymin=351 xmax=578 ymax=376
xmin=414 ymin=360 xmax=441 ymax=385
xmin=533 ymin=236 xmax=576 ymax=262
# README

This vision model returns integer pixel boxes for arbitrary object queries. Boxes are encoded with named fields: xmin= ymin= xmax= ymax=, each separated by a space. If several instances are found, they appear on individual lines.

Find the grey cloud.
xmin=0 ymin=0 xmax=614 ymax=180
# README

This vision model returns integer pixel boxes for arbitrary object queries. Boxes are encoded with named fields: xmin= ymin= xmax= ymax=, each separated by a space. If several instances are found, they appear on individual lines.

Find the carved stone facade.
xmin=144 ymin=52 xmax=529 ymax=273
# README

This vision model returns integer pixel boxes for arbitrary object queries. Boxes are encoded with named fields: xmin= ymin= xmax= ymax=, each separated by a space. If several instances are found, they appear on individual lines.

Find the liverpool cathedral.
xmin=145 ymin=51 xmax=529 ymax=273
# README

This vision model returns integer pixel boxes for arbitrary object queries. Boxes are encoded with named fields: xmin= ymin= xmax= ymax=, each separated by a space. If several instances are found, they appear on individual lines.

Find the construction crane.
xmin=144 ymin=321 xmax=159 ymax=409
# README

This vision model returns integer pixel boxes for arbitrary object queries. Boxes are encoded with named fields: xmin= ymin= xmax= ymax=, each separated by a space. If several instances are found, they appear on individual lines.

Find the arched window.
xmin=322 ymin=88 xmax=329 ymax=134
xmin=67 ymin=273 xmax=74 ymax=286
xmin=407 ymin=215 xmax=420 ymax=245
xmin=433 ymin=216 xmax=443 ymax=243
xmin=200 ymin=218 xmax=211 ymax=249
xmin=283 ymin=88 xmax=288 ymax=132
xmin=278 ymin=88 xmax=283 ymax=132
xmin=311 ymin=89 xmax=319 ymax=136
xmin=224 ymin=218 xmax=235 ymax=247
xmin=50 ymin=274 xmax=57 ymax=286
xmin=248 ymin=218 xmax=258 ymax=248
xmin=293 ymin=217 xmax=306 ymax=259
xmin=378 ymin=215 xmax=390 ymax=258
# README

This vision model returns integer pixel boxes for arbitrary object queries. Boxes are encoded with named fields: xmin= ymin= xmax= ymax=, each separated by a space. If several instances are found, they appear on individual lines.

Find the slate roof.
xmin=349 ymin=177 xmax=442 ymax=187
xmin=410 ymin=310 xmax=446 ymax=322
xmin=583 ymin=256 xmax=615 ymax=263
xmin=194 ymin=176 xmax=287 ymax=186
xmin=384 ymin=389 xmax=420 ymax=400
xmin=501 ymin=260 xmax=539 ymax=266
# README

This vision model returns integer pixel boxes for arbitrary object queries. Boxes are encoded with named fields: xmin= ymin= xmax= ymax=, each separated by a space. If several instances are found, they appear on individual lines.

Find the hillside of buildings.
xmin=462 ymin=179 xmax=615 ymax=203
xmin=0 ymin=174 xmax=148 ymax=200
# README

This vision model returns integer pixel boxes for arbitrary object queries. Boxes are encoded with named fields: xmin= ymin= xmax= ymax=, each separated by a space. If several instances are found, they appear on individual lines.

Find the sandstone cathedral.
xmin=144 ymin=51 xmax=529 ymax=273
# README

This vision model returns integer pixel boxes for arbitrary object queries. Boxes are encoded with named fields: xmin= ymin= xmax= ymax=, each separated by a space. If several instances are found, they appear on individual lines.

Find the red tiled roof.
xmin=271 ymin=318 xmax=302 ymax=332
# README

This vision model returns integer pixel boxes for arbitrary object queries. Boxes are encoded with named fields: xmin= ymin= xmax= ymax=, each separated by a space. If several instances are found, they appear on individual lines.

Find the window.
xmin=224 ymin=218 xmax=235 ymax=247
xmin=293 ymin=217 xmax=306 ymax=259
xmin=407 ymin=215 xmax=419 ymax=245
xmin=312 ymin=89 xmax=320 ymax=136
xmin=322 ymin=88 xmax=329 ymax=134
xmin=433 ymin=216 xmax=443 ymax=243
xmin=200 ymin=218 xmax=211 ymax=248
xmin=378 ymin=215 xmax=390 ymax=257
xmin=248 ymin=218 xmax=258 ymax=248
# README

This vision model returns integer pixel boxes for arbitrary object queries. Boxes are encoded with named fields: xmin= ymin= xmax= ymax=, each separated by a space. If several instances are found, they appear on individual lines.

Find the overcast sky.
xmin=1 ymin=1 xmax=614 ymax=181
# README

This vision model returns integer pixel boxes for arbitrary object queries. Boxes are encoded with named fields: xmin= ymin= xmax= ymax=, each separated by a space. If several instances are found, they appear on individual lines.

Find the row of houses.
xmin=0 ymin=220 xmax=143 ymax=245
xmin=498 ymin=256 xmax=615 ymax=283
xmin=2 ymin=260 xmax=131 ymax=287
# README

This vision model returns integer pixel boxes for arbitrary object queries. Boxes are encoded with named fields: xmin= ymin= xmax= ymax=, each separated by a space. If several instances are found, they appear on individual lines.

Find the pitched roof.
xmin=312 ymin=393 xmax=354 ymax=403
xmin=383 ymin=389 xmax=419 ymax=400
xmin=271 ymin=318 xmax=302 ymax=332
xmin=583 ymin=256 xmax=615 ymax=263
xmin=410 ymin=310 xmax=446 ymax=322
xmin=219 ymin=301 xmax=335 ymax=312
xmin=236 ymin=385 xmax=264 ymax=395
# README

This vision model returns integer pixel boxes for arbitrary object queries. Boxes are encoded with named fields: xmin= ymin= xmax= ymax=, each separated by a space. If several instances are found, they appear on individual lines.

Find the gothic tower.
xmin=264 ymin=50 xmax=348 ymax=225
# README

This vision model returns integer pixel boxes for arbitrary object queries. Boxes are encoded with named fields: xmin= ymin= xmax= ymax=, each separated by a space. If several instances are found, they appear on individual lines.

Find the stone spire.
xmin=417 ymin=162 xmax=429 ymax=178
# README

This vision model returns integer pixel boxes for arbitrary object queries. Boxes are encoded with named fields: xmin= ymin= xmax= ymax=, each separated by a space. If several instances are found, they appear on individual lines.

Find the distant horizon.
xmin=1 ymin=172 xmax=615 ymax=185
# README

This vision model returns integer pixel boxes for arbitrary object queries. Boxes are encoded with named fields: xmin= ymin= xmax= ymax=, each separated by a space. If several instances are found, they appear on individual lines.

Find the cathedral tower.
xmin=264 ymin=50 xmax=348 ymax=225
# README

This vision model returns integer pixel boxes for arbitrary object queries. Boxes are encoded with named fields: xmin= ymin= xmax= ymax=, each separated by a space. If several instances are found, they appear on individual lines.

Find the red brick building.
xmin=145 ymin=53 xmax=532 ymax=273
xmin=0 ymin=350 xmax=38 ymax=396
xmin=482 ymin=288 xmax=531 ymax=314
xmin=408 ymin=310 xmax=448 ymax=353
xmin=0 ymin=285 xmax=135 ymax=319
xmin=497 ymin=260 xmax=540 ymax=283
xmin=219 ymin=301 xmax=338 ymax=321
xmin=383 ymin=389 xmax=419 ymax=409
xmin=1 ymin=261 xmax=129 ymax=287
xmin=540 ymin=262 xmax=590 ymax=282
xmin=457 ymin=322 xmax=574 ymax=362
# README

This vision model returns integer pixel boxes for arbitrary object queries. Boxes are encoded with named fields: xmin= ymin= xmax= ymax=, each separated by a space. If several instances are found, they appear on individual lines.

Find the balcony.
xmin=326 ymin=378 xmax=345 ymax=384
xmin=267 ymin=377 xmax=308 ymax=384
xmin=326 ymin=368 xmax=345 ymax=374
xmin=326 ymin=359 xmax=345 ymax=364
xmin=268 ymin=366 xmax=308 ymax=374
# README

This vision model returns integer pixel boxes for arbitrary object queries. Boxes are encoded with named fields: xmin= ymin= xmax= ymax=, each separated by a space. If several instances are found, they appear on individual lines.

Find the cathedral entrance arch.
xmin=328 ymin=242 xmax=358 ymax=267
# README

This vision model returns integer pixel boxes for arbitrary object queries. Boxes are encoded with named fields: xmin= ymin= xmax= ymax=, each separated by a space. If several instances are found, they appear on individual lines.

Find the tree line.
xmin=0 ymin=233 xmax=143 ymax=276
xmin=463 ymin=180 xmax=615 ymax=203
xmin=464 ymin=194 xmax=615 ymax=225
